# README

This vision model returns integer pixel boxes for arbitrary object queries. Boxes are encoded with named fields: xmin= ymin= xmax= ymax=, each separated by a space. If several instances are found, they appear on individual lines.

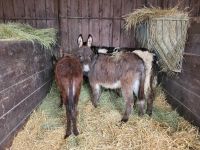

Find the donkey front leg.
xmin=90 ymin=83 xmax=101 ymax=108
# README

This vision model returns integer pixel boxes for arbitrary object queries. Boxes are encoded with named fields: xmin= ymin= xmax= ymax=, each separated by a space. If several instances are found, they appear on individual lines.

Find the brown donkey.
xmin=75 ymin=34 xmax=147 ymax=122
xmin=55 ymin=54 xmax=83 ymax=138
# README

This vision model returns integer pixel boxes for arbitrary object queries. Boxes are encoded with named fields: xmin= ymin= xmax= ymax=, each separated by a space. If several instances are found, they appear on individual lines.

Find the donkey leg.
xmin=72 ymin=95 xmax=79 ymax=136
xmin=64 ymin=106 xmax=72 ymax=139
xmin=59 ymin=95 xmax=63 ymax=108
xmin=146 ymin=74 xmax=156 ymax=116
xmin=121 ymin=88 xmax=133 ymax=122
xmin=90 ymin=83 xmax=101 ymax=108
xmin=146 ymin=90 xmax=154 ymax=116
xmin=72 ymin=106 xmax=79 ymax=136
xmin=138 ymin=99 xmax=145 ymax=116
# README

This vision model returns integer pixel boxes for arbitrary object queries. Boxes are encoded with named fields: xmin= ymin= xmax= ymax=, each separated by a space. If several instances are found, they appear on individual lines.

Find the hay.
xmin=124 ymin=6 xmax=189 ymax=73
xmin=10 ymin=82 xmax=200 ymax=150
xmin=124 ymin=6 xmax=189 ymax=30
xmin=0 ymin=23 xmax=57 ymax=49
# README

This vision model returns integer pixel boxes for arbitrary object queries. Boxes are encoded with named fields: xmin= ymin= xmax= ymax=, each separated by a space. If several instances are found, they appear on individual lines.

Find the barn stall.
xmin=0 ymin=0 xmax=200 ymax=149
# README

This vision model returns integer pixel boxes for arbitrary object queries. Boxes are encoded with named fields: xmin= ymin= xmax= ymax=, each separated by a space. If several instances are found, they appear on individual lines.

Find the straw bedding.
xmin=10 ymin=82 xmax=200 ymax=150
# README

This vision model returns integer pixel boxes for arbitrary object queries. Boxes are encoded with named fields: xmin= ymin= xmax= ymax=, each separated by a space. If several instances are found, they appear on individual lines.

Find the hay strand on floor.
xmin=10 ymin=83 xmax=200 ymax=150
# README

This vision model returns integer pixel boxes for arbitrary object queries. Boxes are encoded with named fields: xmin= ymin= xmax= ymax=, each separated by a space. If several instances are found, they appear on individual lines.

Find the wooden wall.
xmin=59 ymin=0 xmax=145 ymax=51
xmin=59 ymin=0 xmax=200 ymax=51
xmin=162 ymin=18 xmax=200 ymax=127
xmin=0 ymin=0 xmax=59 ymax=28
xmin=0 ymin=0 xmax=200 ymax=51
xmin=0 ymin=41 xmax=53 ymax=148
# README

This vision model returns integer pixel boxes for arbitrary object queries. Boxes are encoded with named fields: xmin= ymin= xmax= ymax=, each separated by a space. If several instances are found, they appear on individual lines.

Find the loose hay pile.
xmin=10 ymin=82 xmax=200 ymax=150
xmin=124 ymin=6 xmax=190 ymax=73
xmin=124 ymin=6 xmax=189 ymax=30
xmin=0 ymin=23 xmax=57 ymax=49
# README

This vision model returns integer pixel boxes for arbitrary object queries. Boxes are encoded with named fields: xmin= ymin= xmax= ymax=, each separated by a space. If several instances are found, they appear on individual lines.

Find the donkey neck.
xmin=90 ymin=54 xmax=99 ymax=69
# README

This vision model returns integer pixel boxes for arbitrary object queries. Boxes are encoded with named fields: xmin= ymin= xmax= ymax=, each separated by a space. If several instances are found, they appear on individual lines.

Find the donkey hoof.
xmin=92 ymin=102 xmax=98 ymax=108
xmin=64 ymin=131 xmax=71 ymax=139
xmin=138 ymin=112 xmax=144 ymax=116
xmin=73 ymin=130 xmax=79 ymax=136
xmin=146 ymin=111 xmax=152 ymax=116
xmin=59 ymin=104 xmax=63 ymax=108
xmin=121 ymin=117 xmax=128 ymax=123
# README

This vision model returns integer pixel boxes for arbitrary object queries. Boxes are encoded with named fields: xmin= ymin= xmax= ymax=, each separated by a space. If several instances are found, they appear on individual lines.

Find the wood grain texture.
xmin=0 ymin=40 xmax=53 ymax=147
xmin=13 ymin=0 xmax=25 ymax=18
xmin=2 ymin=0 xmax=15 ymax=18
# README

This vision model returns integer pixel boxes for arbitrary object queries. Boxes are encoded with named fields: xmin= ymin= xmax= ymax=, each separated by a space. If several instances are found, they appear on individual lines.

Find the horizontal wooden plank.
xmin=36 ymin=20 xmax=47 ymax=28
xmin=0 ymin=68 xmax=53 ymax=117
xmin=146 ymin=0 xmax=160 ymax=7
xmin=182 ymin=54 xmax=200 ymax=75
xmin=164 ymin=89 xmax=200 ymax=127
xmin=185 ymin=43 xmax=200 ymax=55
xmin=0 ymin=41 xmax=52 ymax=92
xmin=186 ymin=34 xmax=200 ymax=44
xmin=0 ymin=80 xmax=52 ymax=146
xmin=162 ymin=77 xmax=200 ymax=126
xmin=188 ymin=23 xmax=200 ymax=34
xmin=25 ymin=20 xmax=37 ymax=27
xmin=167 ymin=71 xmax=200 ymax=97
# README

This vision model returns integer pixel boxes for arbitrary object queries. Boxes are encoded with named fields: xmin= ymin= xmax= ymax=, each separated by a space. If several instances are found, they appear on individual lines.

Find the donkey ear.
xmin=77 ymin=34 xmax=83 ymax=47
xmin=87 ymin=34 xmax=93 ymax=47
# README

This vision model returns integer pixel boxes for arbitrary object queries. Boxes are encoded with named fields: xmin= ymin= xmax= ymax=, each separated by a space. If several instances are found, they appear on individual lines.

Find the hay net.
xmin=124 ymin=6 xmax=190 ymax=73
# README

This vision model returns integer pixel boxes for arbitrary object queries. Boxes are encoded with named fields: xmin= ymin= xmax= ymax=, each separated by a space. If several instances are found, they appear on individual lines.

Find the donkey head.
xmin=75 ymin=34 xmax=94 ymax=73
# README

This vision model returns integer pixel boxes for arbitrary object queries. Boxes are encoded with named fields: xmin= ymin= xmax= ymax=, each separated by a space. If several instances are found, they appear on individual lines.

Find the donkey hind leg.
xmin=72 ymin=95 xmax=79 ymax=136
xmin=64 ymin=108 xmax=72 ymax=139
xmin=59 ymin=94 xmax=63 ymax=108
xmin=121 ymin=88 xmax=134 ymax=122
xmin=146 ymin=89 xmax=154 ymax=116
xmin=138 ymin=99 xmax=145 ymax=116
xmin=90 ymin=83 xmax=101 ymax=108
xmin=137 ymin=71 xmax=146 ymax=116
